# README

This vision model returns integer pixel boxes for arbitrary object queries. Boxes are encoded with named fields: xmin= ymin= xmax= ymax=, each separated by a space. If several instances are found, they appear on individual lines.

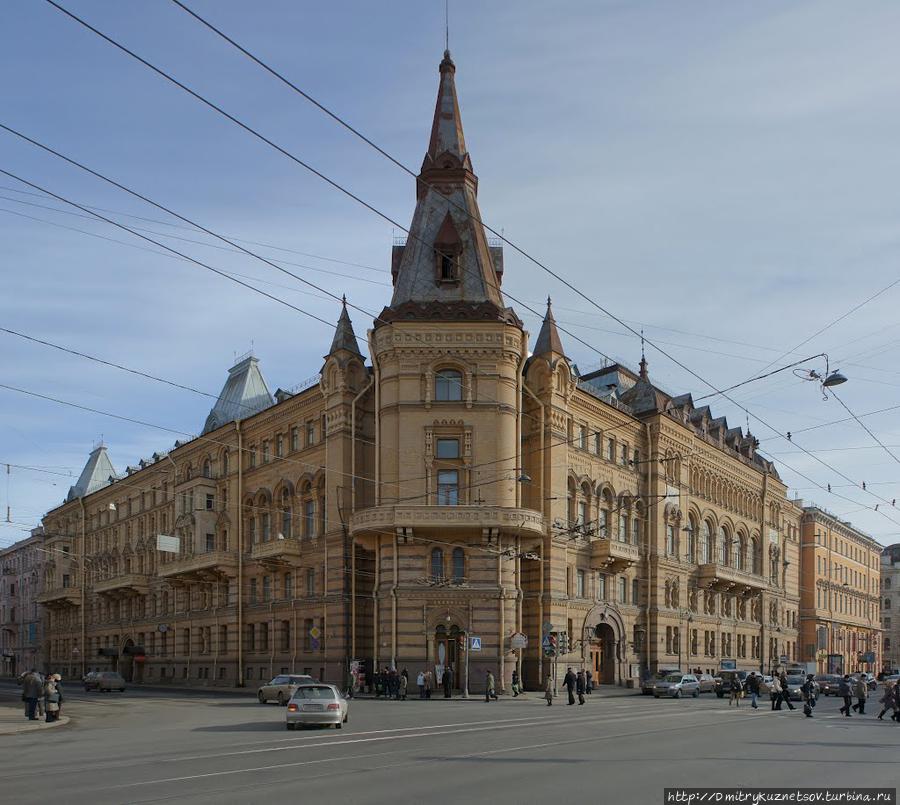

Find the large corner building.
xmin=37 ymin=52 xmax=806 ymax=691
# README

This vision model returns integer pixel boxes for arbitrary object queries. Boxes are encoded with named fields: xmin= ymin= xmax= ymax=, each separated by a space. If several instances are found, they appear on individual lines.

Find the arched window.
xmin=431 ymin=548 xmax=445 ymax=580
xmin=884 ymin=578 xmax=891 ymax=589
xmin=202 ymin=459 xmax=211 ymax=479
xmin=435 ymin=369 xmax=463 ymax=401
xmin=281 ymin=489 xmax=292 ymax=538
xmin=687 ymin=516 xmax=697 ymax=562
xmin=700 ymin=521 xmax=713 ymax=564
xmin=222 ymin=451 xmax=229 ymax=476
xmin=452 ymin=548 xmax=465 ymax=582
xmin=736 ymin=534 xmax=747 ymax=571
xmin=885 ymin=598 xmax=892 ymax=610
xmin=719 ymin=527 xmax=729 ymax=565
xmin=750 ymin=537 xmax=760 ymax=574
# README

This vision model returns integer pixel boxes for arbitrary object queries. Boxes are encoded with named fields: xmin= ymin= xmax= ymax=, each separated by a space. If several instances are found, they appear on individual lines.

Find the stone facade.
xmin=880 ymin=543 xmax=900 ymax=673
xmin=799 ymin=506 xmax=883 ymax=675
xmin=34 ymin=51 xmax=803 ymax=691
xmin=0 ymin=529 xmax=44 ymax=676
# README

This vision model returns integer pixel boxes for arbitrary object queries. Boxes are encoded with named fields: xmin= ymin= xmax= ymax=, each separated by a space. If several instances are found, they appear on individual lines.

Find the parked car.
xmin=258 ymin=674 xmax=316 ymax=706
xmin=654 ymin=673 xmax=700 ymax=699
xmin=714 ymin=670 xmax=749 ymax=698
xmin=286 ymin=683 xmax=349 ymax=729
xmin=642 ymin=668 xmax=682 ymax=695
xmin=697 ymin=673 xmax=716 ymax=693
xmin=814 ymin=674 xmax=842 ymax=696
xmin=84 ymin=671 xmax=126 ymax=692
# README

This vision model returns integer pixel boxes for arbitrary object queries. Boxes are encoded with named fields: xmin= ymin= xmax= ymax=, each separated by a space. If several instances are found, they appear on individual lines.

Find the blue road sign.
xmin=469 ymin=636 xmax=482 ymax=651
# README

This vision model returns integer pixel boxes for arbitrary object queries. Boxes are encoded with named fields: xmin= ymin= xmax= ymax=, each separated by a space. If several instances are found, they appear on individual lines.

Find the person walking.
xmin=399 ymin=671 xmax=408 ymax=701
xmin=485 ymin=670 xmax=496 ymax=703
xmin=779 ymin=672 xmax=796 ymax=711
xmin=416 ymin=670 xmax=425 ymax=699
xmin=746 ymin=672 xmax=760 ymax=709
xmin=511 ymin=669 xmax=521 ymax=697
xmin=576 ymin=670 xmax=586 ymax=705
xmin=838 ymin=674 xmax=853 ymax=717
xmin=563 ymin=667 xmax=576 ymax=706
xmin=544 ymin=673 xmax=554 ymax=706
xmin=443 ymin=666 xmax=453 ymax=699
xmin=892 ymin=679 xmax=900 ymax=722
xmin=43 ymin=675 xmax=61 ymax=723
xmin=851 ymin=674 xmax=868 ymax=714
xmin=585 ymin=669 xmax=593 ymax=695
xmin=801 ymin=674 xmax=817 ymax=718
xmin=770 ymin=674 xmax=783 ymax=711
xmin=21 ymin=669 xmax=42 ymax=721
xmin=729 ymin=675 xmax=743 ymax=707
xmin=424 ymin=669 xmax=433 ymax=700
xmin=876 ymin=680 xmax=894 ymax=720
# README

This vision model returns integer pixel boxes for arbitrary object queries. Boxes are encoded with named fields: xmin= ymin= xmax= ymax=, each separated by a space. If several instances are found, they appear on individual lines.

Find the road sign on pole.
xmin=469 ymin=636 xmax=482 ymax=651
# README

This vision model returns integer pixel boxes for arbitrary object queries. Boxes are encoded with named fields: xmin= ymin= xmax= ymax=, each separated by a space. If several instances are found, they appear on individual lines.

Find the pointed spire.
xmin=639 ymin=330 xmax=649 ymax=380
xmin=329 ymin=295 xmax=362 ymax=356
xmin=533 ymin=297 xmax=565 ymax=357
xmin=426 ymin=49 xmax=468 ymax=165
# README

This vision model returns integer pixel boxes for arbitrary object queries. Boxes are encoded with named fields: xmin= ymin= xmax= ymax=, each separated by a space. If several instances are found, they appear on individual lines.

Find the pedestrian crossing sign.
xmin=469 ymin=636 xmax=482 ymax=651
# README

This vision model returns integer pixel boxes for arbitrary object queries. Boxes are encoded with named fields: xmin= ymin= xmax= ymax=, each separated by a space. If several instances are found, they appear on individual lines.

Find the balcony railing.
xmin=36 ymin=587 xmax=81 ymax=607
xmin=250 ymin=538 xmax=303 ymax=564
xmin=698 ymin=562 xmax=766 ymax=592
xmin=591 ymin=538 xmax=641 ymax=571
xmin=158 ymin=550 xmax=238 ymax=581
xmin=93 ymin=573 xmax=150 ymax=596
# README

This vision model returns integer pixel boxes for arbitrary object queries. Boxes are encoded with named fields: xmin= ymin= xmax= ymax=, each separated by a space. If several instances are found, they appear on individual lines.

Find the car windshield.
xmin=655 ymin=671 xmax=677 ymax=679
xmin=294 ymin=686 xmax=336 ymax=700
xmin=288 ymin=676 xmax=311 ymax=684
xmin=665 ymin=675 xmax=682 ymax=682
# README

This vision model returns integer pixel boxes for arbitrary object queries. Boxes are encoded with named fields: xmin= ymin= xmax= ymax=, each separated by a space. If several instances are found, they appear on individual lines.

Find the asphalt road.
xmin=1 ymin=683 xmax=897 ymax=805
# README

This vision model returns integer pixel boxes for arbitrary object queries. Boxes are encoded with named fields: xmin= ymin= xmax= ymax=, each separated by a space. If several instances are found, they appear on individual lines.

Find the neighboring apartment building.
xmin=799 ymin=506 xmax=882 ymax=675
xmin=881 ymin=543 xmax=900 ymax=673
xmin=0 ymin=528 xmax=44 ymax=676
xmin=36 ymin=50 xmax=801 ymax=690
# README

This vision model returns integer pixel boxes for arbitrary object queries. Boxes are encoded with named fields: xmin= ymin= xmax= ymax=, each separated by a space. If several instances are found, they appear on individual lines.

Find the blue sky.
xmin=3 ymin=0 xmax=900 ymax=545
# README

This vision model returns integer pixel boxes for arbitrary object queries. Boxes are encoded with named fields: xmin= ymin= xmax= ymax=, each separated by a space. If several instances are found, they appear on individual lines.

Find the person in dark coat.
xmin=838 ymin=674 xmax=853 ymax=717
xmin=511 ymin=669 xmax=521 ymax=697
xmin=544 ymin=673 xmax=554 ymax=706
xmin=563 ymin=667 xmax=576 ymax=706
xmin=576 ymin=670 xmax=586 ymax=705
xmin=484 ymin=670 xmax=497 ymax=702
xmin=443 ymin=666 xmax=453 ymax=698
xmin=745 ymin=672 xmax=760 ymax=709
xmin=851 ymin=674 xmax=868 ymax=714
xmin=585 ymin=669 xmax=593 ymax=695
xmin=801 ymin=674 xmax=817 ymax=718
xmin=21 ymin=670 xmax=43 ymax=721
xmin=779 ymin=672 xmax=796 ymax=711
xmin=876 ymin=680 xmax=894 ymax=720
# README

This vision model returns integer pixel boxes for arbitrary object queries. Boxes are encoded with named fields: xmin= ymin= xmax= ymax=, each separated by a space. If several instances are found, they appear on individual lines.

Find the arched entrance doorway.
xmin=591 ymin=623 xmax=616 ymax=685
xmin=583 ymin=604 xmax=626 ymax=687
xmin=120 ymin=639 xmax=135 ymax=682
xmin=434 ymin=624 xmax=461 ymax=689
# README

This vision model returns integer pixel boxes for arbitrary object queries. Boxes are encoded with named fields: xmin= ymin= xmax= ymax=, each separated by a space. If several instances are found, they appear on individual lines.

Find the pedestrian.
xmin=851 ymin=674 xmax=868 ymax=715
xmin=485 ymin=670 xmax=496 ymax=702
xmin=44 ymin=675 xmax=61 ymax=723
xmin=779 ymin=672 xmax=796 ymax=711
xmin=771 ymin=674 xmax=783 ymax=711
xmin=801 ymin=673 xmax=817 ymax=718
xmin=576 ymin=670 xmax=586 ymax=705
xmin=389 ymin=668 xmax=400 ymax=700
xmin=416 ymin=670 xmax=425 ymax=699
xmin=424 ymin=669 xmax=433 ymax=699
xmin=443 ymin=666 xmax=453 ymax=699
xmin=563 ymin=667 xmax=576 ymax=706
xmin=876 ymin=680 xmax=894 ymax=720
xmin=544 ymin=673 xmax=554 ymax=706
xmin=585 ymin=669 xmax=593 ymax=695
xmin=838 ymin=674 xmax=853 ymax=717
xmin=511 ymin=669 xmax=520 ymax=697
xmin=729 ymin=675 xmax=742 ymax=707
xmin=20 ymin=669 xmax=42 ymax=721
xmin=399 ymin=671 xmax=408 ymax=701
xmin=52 ymin=674 xmax=64 ymax=718
xmin=892 ymin=678 xmax=900 ymax=721
xmin=746 ymin=671 xmax=760 ymax=709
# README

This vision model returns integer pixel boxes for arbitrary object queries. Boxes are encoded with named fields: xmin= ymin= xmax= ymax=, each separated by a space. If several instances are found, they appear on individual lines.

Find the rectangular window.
xmin=284 ymin=573 xmax=293 ymax=599
xmin=594 ymin=432 xmax=602 ymax=454
xmin=262 ymin=441 xmax=270 ymax=464
xmin=205 ymin=533 xmax=215 ymax=552
xmin=631 ymin=578 xmax=639 ymax=604
xmin=436 ymin=438 xmax=460 ymax=459
xmin=576 ymin=569 xmax=585 ymax=598
xmin=306 ymin=422 xmax=315 ymax=446
xmin=437 ymin=469 xmax=459 ymax=505
xmin=303 ymin=618 xmax=313 ymax=651
xmin=259 ymin=622 xmax=269 ymax=652
xmin=579 ymin=426 xmax=587 ymax=450
xmin=206 ymin=494 xmax=214 ymax=511
xmin=607 ymin=438 xmax=615 ymax=461
xmin=633 ymin=449 xmax=640 ymax=468
xmin=618 ymin=513 xmax=628 ymax=543
xmin=618 ymin=576 xmax=627 ymax=604
xmin=219 ymin=625 xmax=228 ymax=653
xmin=306 ymin=568 xmax=315 ymax=597
xmin=249 ymin=578 xmax=257 ymax=605
xmin=249 ymin=447 xmax=256 ymax=468
xmin=62 ymin=574 xmax=71 ymax=588
xmin=262 ymin=575 xmax=271 ymax=602
xmin=304 ymin=501 xmax=316 ymax=538
xmin=276 ymin=435 xmax=284 ymax=457
xmin=596 ymin=574 xmax=606 ymax=600
xmin=291 ymin=427 xmax=299 ymax=452
xmin=280 ymin=620 xmax=291 ymax=651
xmin=435 ymin=370 xmax=463 ymax=401
xmin=621 ymin=443 xmax=628 ymax=465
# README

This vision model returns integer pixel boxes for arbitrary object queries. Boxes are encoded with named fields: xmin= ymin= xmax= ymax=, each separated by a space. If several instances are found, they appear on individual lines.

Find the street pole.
xmin=463 ymin=631 xmax=469 ymax=698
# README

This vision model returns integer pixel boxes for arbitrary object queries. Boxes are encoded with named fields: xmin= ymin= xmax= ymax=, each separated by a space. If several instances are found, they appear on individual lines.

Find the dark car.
xmin=814 ymin=674 xmax=841 ymax=696
xmin=714 ymin=670 xmax=749 ymax=698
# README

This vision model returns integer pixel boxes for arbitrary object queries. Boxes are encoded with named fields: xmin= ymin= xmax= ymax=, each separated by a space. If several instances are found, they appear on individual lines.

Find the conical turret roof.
xmin=328 ymin=296 xmax=362 ymax=356
xmin=67 ymin=444 xmax=117 ymax=502
xmin=533 ymin=298 xmax=566 ymax=357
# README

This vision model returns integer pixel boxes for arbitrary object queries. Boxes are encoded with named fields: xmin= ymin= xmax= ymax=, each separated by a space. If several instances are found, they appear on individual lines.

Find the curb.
xmin=0 ymin=715 xmax=70 ymax=737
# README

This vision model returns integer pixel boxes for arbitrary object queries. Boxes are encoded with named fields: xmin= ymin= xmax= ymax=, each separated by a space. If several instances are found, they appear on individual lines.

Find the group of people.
xmin=545 ymin=667 xmax=594 ymax=706
xmin=19 ymin=669 xmax=64 ymax=723
xmin=370 ymin=666 xmax=455 ymax=700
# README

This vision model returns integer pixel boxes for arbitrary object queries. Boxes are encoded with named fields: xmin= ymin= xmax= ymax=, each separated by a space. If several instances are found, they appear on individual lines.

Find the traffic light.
xmin=558 ymin=631 xmax=569 ymax=655
xmin=543 ymin=632 xmax=557 ymax=657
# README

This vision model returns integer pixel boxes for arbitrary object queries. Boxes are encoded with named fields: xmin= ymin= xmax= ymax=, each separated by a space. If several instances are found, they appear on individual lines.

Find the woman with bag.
xmin=801 ymin=674 xmax=817 ymax=718
xmin=43 ymin=676 xmax=60 ymax=723
xmin=544 ymin=673 xmax=554 ymax=706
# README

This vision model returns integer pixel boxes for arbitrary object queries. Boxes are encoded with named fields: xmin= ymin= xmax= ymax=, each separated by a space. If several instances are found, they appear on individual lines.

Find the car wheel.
xmin=343 ymin=713 xmax=348 ymax=724
xmin=84 ymin=687 xmax=89 ymax=693
xmin=693 ymin=689 xmax=699 ymax=698
xmin=120 ymin=688 xmax=125 ymax=693
xmin=716 ymin=692 xmax=724 ymax=698
xmin=286 ymin=723 xmax=295 ymax=731
xmin=277 ymin=692 xmax=286 ymax=707
xmin=653 ymin=693 xmax=660 ymax=699
xmin=674 ymin=690 xmax=681 ymax=699
xmin=257 ymin=691 xmax=266 ymax=704
xmin=336 ymin=722 xmax=342 ymax=729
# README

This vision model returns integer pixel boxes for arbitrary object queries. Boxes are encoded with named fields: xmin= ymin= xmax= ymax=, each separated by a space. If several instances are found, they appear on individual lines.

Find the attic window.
xmin=434 ymin=247 xmax=460 ymax=284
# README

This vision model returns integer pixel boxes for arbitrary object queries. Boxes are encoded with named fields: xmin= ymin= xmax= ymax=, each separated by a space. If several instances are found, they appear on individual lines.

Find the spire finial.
xmin=639 ymin=329 xmax=649 ymax=380
xmin=445 ymin=0 xmax=449 ymax=54
xmin=341 ymin=293 xmax=347 ymax=308
xmin=546 ymin=295 xmax=552 ymax=312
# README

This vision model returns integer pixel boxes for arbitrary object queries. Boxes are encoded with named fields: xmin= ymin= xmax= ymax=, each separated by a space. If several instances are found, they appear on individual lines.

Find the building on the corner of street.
xmin=34 ymin=49 xmax=802 ymax=693
xmin=880 ymin=543 xmax=900 ymax=674
xmin=798 ymin=505 xmax=883 ymax=676
xmin=0 ymin=527 xmax=45 ymax=677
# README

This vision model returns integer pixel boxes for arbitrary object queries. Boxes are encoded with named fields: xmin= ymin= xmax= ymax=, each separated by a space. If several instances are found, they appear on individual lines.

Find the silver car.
xmin=286 ymin=683 xmax=349 ymax=730
xmin=654 ymin=673 xmax=700 ymax=698
xmin=257 ymin=674 xmax=315 ymax=706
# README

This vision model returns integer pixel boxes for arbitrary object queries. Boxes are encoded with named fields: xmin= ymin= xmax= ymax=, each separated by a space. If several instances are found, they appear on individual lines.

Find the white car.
xmin=286 ymin=683 xmax=349 ymax=730
xmin=257 ymin=674 xmax=315 ymax=706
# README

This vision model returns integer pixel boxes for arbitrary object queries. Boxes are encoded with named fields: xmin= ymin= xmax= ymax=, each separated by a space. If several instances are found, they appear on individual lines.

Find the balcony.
xmin=94 ymin=573 xmax=150 ymax=597
xmin=591 ymin=538 xmax=641 ymax=571
xmin=350 ymin=506 xmax=545 ymax=543
xmin=36 ymin=587 xmax=81 ymax=607
xmin=250 ymin=538 xmax=303 ymax=565
xmin=698 ymin=563 xmax=766 ymax=593
xmin=158 ymin=550 xmax=238 ymax=582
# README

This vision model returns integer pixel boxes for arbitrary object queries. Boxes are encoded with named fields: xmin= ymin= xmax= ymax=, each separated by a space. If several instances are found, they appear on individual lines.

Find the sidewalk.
xmin=353 ymin=685 xmax=641 ymax=700
xmin=0 ymin=705 xmax=69 ymax=736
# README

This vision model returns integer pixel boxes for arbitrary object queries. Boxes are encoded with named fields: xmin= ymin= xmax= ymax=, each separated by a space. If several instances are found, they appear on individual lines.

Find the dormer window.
xmin=433 ymin=213 xmax=462 ymax=285
xmin=439 ymin=251 xmax=456 ymax=281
